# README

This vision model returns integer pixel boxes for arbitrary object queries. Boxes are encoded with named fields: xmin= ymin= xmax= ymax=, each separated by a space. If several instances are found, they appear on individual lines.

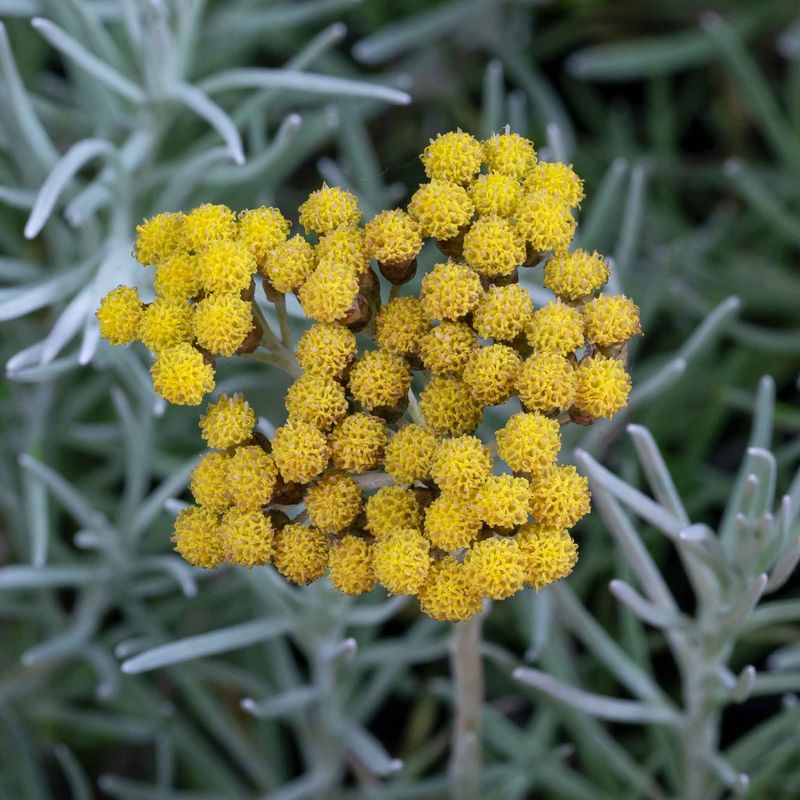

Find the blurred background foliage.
xmin=1 ymin=1 xmax=799 ymax=798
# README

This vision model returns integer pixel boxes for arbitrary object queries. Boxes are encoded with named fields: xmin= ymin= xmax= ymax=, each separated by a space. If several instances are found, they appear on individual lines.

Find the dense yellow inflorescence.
xmin=99 ymin=130 xmax=642 ymax=620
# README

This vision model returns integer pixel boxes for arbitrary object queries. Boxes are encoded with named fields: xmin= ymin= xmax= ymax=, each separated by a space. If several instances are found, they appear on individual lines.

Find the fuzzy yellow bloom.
xmin=298 ymin=261 xmax=359 ymax=323
xmin=465 ymin=537 xmax=525 ymax=600
xmin=423 ymin=494 xmax=481 ymax=551
xmin=183 ymin=204 xmax=237 ymax=252
xmin=227 ymin=445 xmax=278 ymax=510
xmin=384 ymin=424 xmax=438 ymax=484
xmin=430 ymin=435 xmax=492 ymax=498
xmin=190 ymin=451 xmax=231 ymax=512
xmin=151 ymin=343 xmax=215 ymax=406
xmin=316 ymin=225 xmax=370 ymax=275
xmin=237 ymin=207 xmax=290 ymax=267
xmin=461 ymin=344 xmax=521 ymax=406
xmin=419 ymin=557 xmax=483 ymax=621
xmin=419 ymin=321 xmax=477 ymax=376
xmin=329 ymin=412 xmax=388 ymax=473
xmin=220 ymin=507 xmax=274 ymax=567
xmin=172 ymin=506 xmax=224 ymax=568
xmin=469 ymin=172 xmax=522 ymax=218
xmin=364 ymin=209 xmax=422 ymax=267
xmin=299 ymin=185 xmax=361 ymax=236
xmin=135 ymin=212 xmax=186 ymax=266
xmin=516 ymin=523 xmax=578 ymax=590
xmin=574 ymin=355 xmax=631 ymax=419
xmin=199 ymin=392 xmax=257 ymax=449
xmin=261 ymin=235 xmax=316 ymax=292
xmin=419 ymin=377 xmax=483 ymax=436
xmin=97 ymin=285 xmax=144 ymax=345
xmin=582 ymin=294 xmax=642 ymax=347
xmin=373 ymin=527 xmax=431 ymax=595
xmin=273 ymin=524 xmax=329 ymax=585
xmin=375 ymin=297 xmax=428 ymax=357
xmin=193 ymin=294 xmax=254 ymax=356
xmin=365 ymin=486 xmax=422 ymax=538
xmin=198 ymin=239 xmax=256 ymax=296
xmin=472 ymin=283 xmax=533 ymax=342
xmin=523 ymin=162 xmax=585 ymax=208
xmin=474 ymin=475 xmax=530 ymax=528
xmin=514 ymin=192 xmax=577 ymax=253
xmin=462 ymin=214 xmax=526 ymax=277
xmin=304 ymin=471 xmax=362 ymax=533
xmin=139 ymin=298 xmax=194 ymax=353
xmin=348 ymin=350 xmax=412 ymax=410
xmin=296 ymin=322 xmax=356 ymax=379
xmin=154 ymin=252 xmax=200 ymax=300
xmin=526 ymin=299 xmax=585 ymax=356
xmin=528 ymin=465 xmax=590 ymax=528
xmin=544 ymin=249 xmax=609 ymax=301
xmin=483 ymin=132 xmax=536 ymax=179
xmin=419 ymin=261 xmax=484 ymax=322
xmin=285 ymin=373 xmax=348 ymax=431
xmin=408 ymin=180 xmax=474 ymax=241
xmin=516 ymin=352 xmax=576 ymax=413
xmin=328 ymin=535 xmax=375 ymax=595
xmin=421 ymin=130 xmax=483 ymax=184
xmin=496 ymin=413 xmax=560 ymax=475
xmin=271 ymin=422 xmax=330 ymax=484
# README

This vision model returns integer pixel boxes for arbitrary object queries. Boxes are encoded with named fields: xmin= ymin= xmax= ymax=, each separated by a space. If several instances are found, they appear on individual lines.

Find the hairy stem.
xmin=250 ymin=301 xmax=302 ymax=377
xmin=273 ymin=293 xmax=293 ymax=348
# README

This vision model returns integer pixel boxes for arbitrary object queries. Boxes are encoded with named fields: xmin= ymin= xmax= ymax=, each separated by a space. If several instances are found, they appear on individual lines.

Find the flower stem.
xmin=273 ymin=293 xmax=293 ymax=348
xmin=407 ymin=388 xmax=425 ymax=426
xmin=250 ymin=301 xmax=302 ymax=377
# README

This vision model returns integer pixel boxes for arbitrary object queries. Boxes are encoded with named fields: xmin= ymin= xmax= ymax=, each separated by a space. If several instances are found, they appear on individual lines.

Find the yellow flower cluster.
xmin=104 ymin=130 xmax=642 ymax=621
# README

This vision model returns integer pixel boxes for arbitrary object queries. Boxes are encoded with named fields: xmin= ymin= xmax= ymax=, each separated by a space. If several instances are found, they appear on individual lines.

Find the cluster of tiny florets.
xmin=102 ymin=131 xmax=642 ymax=620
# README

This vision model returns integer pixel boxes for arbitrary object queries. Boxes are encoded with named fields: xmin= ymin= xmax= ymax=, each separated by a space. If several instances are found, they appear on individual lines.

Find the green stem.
xmin=273 ymin=293 xmax=293 ymax=348
xmin=250 ymin=302 xmax=302 ymax=377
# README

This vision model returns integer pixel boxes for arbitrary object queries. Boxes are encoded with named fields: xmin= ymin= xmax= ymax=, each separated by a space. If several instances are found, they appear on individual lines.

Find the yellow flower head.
xmin=193 ymin=294 xmax=254 ymax=356
xmin=172 ymin=505 xmax=224 ymax=568
xmin=483 ymin=132 xmax=536 ymax=179
xmin=316 ymin=224 xmax=370 ymax=275
xmin=373 ymin=527 xmax=431 ymax=595
xmin=408 ymin=180 xmax=474 ymax=240
xmin=430 ymin=435 xmax=492 ymax=498
xmin=365 ymin=486 xmax=422 ymax=538
xmin=183 ymin=204 xmax=237 ymax=252
xmin=271 ymin=421 xmax=330 ymax=484
xmin=329 ymin=412 xmax=388 ymax=473
xmin=154 ymin=252 xmax=200 ymax=300
xmin=462 ymin=214 xmax=526 ymax=277
xmin=496 ymin=412 xmax=560 ymax=475
xmin=237 ymin=206 xmax=290 ymax=267
xmin=285 ymin=373 xmax=348 ymax=431
xmin=514 ymin=192 xmax=576 ymax=253
xmin=526 ymin=299 xmax=585 ymax=356
xmin=348 ymin=350 xmax=412 ymax=411
xmin=419 ymin=377 xmax=483 ymax=436
xmin=97 ymin=285 xmax=144 ymax=345
xmin=298 ymin=184 xmax=361 ymax=235
xmin=139 ymin=298 xmax=194 ymax=353
xmin=135 ymin=212 xmax=186 ymax=266
xmin=261 ymin=234 xmax=316 ymax=292
xmin=227 ymin=444 xmax=279 ymax=510
xmin=198 ymin=239 xmax=256 ymax=296
xmin=472 ymin=283 xmax=533 ymax=342
xmin=474 ymin=474 xmax=530 ymax=529
xmin=423 ymin=494 xmax=481 ymax=551
xmin=516 ymin=352 xmax=576 ymax=413
xmin=462 ymin=344 xmax=521 ymax=406
xmin=421 ymin=130 xmax=483 ymax=184
xmin=328 ymin=535 xmax=375 ymax=595
xmin=296 ymin=322 xmax=356 ymax=379
xmin=384 ymin=424 xmax=438 ymax=485
xmin=304 ymin=471 xmax=362 ymax=533
xmin=469 ymin=172 xmax=522 ymax=218
xmin=220 ymin=507 xmax=274 ymax=567
xmin=200 ymin=392 xmax=257 ymax=449
xmin=273 ymin=524 xmax=328 ymax=585
xmin=151 ymin=343 xmax=215 ymax=406
xmin=420 ymin=261 xmax=484 ymax=322
xmin=523 ymin=162 xmax=585 ymax=208
xmin=419 ymin=557 xmax=483 ymax=621
xmin=582 ymin=294 xmax=642 ymax=348
xmin=574 ymin=355 xmax=631 ymax=419
xmin=544 ymin=249 xmax=609 ymax=301
xmin=298 ymin=261 xmax=359 ymax=323
xmin=528 ymin=465 xmax=590 ymax=528
xmin=375 ymin=297 xmax=428 ymax=357
xmin=465 ymin=537 xmax=525 ymax=600
xmin=365 ymin=209 xmax=422 ymax=266
xmin=517 ymin=523 xmax=578 ymax=590
xmin=190 ymin=451 xmax=231 ymax=512
xmin=419 ymin=321 xmax=477 ymax=376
